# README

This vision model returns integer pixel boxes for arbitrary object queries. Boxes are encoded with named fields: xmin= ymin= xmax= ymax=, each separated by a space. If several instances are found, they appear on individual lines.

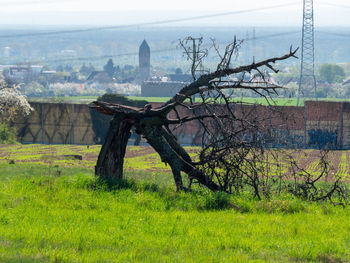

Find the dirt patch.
xmin=1 ymin=145 xmax=349 ymax=180
xmin=79 ymin=146 xmax=157 ymax=162
xmin=83 ymin=153 xmax=99 ymax=162
xmin=125 ymin=146 xmax=157 ymax=158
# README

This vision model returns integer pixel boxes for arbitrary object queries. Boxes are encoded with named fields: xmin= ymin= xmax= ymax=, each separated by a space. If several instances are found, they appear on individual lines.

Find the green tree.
xmin=0 ymin=121 xmax=16 ymax=144
xmin=88 ymin=64 xmax=95 ymax=73
xmin=79 ymin=63 xmax=89 ymax=74
xmin=80 ymin=63 xmax=95 ymax=76
xmin=64 ymin=64 xmax=73 ymax=72
xmin=103 ymin=59 xmax=115 ymax=79
xmin=319 ymin=64 xmax=345 ymax=83
xmin=56 ymin=65 xmax=64 ymax=72
xmin=175 ymin=67 xmax=183 ymax=74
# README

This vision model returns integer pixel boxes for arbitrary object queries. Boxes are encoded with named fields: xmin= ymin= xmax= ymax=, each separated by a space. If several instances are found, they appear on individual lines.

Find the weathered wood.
xmin=95 ymin=113 xmax=132 ymax=179
xmin=90 ymin=47 xmax=298 ymax=191
xmin=139 ymin=123 xmax=220 ymax=191
xmin=140 ymin=124 xmax=186 ymax=190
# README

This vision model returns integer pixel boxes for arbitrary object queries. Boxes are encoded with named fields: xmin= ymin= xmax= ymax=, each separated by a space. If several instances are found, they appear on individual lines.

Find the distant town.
xmin=0 ymin=26 xmax=348 ymax=100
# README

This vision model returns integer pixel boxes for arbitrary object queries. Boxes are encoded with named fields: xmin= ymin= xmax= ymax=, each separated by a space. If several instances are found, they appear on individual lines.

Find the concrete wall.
xmin=11 ymin=100 xmax=350 ymax=149
xmin=15 ymin=102 xmax=95 ymax=145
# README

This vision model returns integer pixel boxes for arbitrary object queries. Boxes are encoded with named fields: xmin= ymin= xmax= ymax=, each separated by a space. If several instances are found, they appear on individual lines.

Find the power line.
xmin=9 ymin=30 xmax=301 ymax=65
xmin=22 ymin=48 xmax=177 ymax=64
xmin=7 ymin=30 xmax=347 ymax=65
xmin=0 ymin=2 xmax=299 ymax=39
xmin=246 ymin=31 xmax=299 ymax=41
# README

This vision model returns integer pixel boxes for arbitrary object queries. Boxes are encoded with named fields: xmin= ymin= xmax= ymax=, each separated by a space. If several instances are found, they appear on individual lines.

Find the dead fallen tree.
xmin=90 ymin=37 xmax=300 ymax=193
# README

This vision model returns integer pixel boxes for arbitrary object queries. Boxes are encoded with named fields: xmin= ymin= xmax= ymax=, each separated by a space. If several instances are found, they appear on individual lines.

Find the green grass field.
xmin=0 ymin=145 xmax=349 ymax=262
xmin=29 ymin=96 xmax=99 ymax=104
xmin=29 ymin=95 xmax=350 ymax=106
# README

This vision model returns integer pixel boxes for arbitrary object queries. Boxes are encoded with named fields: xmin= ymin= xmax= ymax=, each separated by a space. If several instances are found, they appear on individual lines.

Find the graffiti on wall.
xmin=308 ymin=129 xmax=337 ymax=148
xmin=270 ymin=130 xmax=304 ymax=148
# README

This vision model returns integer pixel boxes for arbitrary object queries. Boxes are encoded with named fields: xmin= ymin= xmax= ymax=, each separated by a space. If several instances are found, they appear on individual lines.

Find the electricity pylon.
xmin=297 ymin=0 xmax=316 ymax=106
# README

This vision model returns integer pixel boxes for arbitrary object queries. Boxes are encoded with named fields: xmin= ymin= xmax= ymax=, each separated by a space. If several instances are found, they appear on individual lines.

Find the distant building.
xmin=138 ymin=40 xmax=150 ymax=82
xmin=41 ymin=70 xmax=57 ymax=75
xmin=141 ymin=80 xmax=189 ymax=97
xmin=31 ymin=65 xmax=43 ymax=75
xmin=1 ymin=64 xmax=44 ymax=83
xmin=7 ymin=65 xmax=31 ymax=83
xmin=168 ymin=74 xmax=193 ymax=82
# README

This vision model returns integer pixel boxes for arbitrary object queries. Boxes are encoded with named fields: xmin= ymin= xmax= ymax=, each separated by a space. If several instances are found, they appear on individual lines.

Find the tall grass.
xmin=0 ymin=163 xmax=349 ymax=262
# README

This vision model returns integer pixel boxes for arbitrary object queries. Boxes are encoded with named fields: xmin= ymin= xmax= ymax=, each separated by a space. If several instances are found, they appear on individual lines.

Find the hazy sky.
xmin=0 ymin=0 xmax=346 ymax=11
xmin=0 ymin=0 xmax=298 ymax=11
xmin=0 ymin=0 xmax=349 ymax=26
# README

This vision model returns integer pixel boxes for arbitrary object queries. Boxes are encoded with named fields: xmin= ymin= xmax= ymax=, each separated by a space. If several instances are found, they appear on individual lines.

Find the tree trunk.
xmin=90 ymin=47 xmax=297 ymax=190
xmin=139 ymin=123 xmax=221 ymax=191
xmin=139 ymin=125 xmax=184 ymax=190
xmin=95 ymin=114 xmax=132 ymax=179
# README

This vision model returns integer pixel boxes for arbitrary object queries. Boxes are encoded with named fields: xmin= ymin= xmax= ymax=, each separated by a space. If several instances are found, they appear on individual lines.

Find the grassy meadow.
xmin=0 ymin=144 xmax=349 ymax=262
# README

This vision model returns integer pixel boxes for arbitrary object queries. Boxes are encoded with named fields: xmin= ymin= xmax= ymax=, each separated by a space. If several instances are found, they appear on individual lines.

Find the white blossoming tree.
xmin=0 ymin=81 xmax=33 ymax=122
xmin=0 ymin=80 xmax=33 ymax=143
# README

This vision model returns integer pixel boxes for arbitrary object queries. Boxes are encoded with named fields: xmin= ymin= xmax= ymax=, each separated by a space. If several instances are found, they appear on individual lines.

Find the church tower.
xmin=139 ymin=40 xmax=150 ymax=81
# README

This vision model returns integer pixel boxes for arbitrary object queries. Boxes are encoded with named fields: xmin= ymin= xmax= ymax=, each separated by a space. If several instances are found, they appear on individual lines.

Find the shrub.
xmin=204 ymin=191 xmax=231 ymax=210
xmin=0 ymin=122 xmax=16 ymax=144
